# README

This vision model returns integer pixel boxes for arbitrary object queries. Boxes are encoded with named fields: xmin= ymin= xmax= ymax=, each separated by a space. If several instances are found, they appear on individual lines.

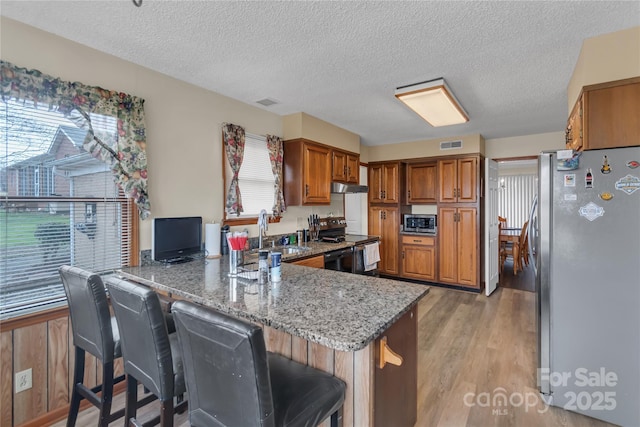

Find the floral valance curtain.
xmin=266 ymin=134 xmax=286 ymax=216
xmin=0 ymin=60 xmax=150 ymax=219
xmin=222 ymin=123 xmax=246 ymax=216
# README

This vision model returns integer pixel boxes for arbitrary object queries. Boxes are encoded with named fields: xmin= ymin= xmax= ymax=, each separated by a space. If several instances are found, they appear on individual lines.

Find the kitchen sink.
xmin=243 ymin=246 xmax=311 ymax=263
xmin=275 ymin=246 xmax=312 ymax=255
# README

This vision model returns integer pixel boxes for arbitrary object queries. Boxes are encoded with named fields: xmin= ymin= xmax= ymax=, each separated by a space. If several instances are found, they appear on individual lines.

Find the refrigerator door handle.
xmin=528 ymin=195 xmax=538 ymax=276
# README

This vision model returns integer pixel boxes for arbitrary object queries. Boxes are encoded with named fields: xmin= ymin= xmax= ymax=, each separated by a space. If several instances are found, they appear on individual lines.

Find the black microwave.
xmin=403 ymin=214 xmax=437 ymax=234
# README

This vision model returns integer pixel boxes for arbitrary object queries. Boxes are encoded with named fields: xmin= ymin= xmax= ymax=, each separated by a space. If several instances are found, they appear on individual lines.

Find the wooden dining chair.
xmin=519 ymin=221 xmax=530 ymax=269
xmin=498 ymin=216 xmax=509 ymax=272
xmin=498 ymin=216 xmax=508 ymax=250
xmin=513 ymin=221 xmax=529 ymax=274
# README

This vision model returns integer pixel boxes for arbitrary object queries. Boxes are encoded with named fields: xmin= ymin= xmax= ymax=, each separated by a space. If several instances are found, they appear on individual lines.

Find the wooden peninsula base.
xmin=119 ymin=258 xmax=426 ymax=427
xmin=260 ymin=306 xmax=417 ymax=427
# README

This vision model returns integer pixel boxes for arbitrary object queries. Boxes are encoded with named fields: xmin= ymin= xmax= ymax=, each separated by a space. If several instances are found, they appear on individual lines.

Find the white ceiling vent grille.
xmin=440 ymin=140 xmax=463 ymax=150
xmin=256 ymin=98 xmax=279 ymax=107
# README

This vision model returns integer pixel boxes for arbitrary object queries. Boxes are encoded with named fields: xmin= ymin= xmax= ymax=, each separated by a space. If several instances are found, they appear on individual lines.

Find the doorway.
xmin=496 ymin=157 xmax=537 ymax=292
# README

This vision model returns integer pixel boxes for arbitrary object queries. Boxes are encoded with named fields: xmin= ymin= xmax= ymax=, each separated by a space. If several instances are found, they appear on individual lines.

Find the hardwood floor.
xmin=500 ymin=258 xmax=535 ymax=292
xmin=54 ymin=287 xmax=615 ymax=427
xmin=416 ymin=287 xmax=615 ymax=427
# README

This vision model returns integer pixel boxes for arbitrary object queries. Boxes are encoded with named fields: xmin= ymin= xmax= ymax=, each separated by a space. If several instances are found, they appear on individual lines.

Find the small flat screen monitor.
xmin=152 ymin=216 xmax=202 ymax=263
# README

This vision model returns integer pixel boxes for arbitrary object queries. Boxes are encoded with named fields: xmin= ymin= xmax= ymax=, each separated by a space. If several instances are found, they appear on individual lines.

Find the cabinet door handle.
xmin=347 ymin=166 xmax=351 ymax=176
xmin=378 ymin=336 xmax=403 ymax=369
xmin=305 ymin=184 xmax=309 ymax=196
xmin=344 ymin=165 xmax=347 ymax=175
xmin=408 ymin=190 xmax=411 ymax=198
xmin=382 ymin=190 xmax=386 ymax=199
xmin=380 ymin=191 xmax=383 ymax=199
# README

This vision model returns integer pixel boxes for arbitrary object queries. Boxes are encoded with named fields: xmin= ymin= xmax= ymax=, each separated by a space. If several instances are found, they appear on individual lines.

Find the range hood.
xmin=331 ymin=182 xmax=369 ymax=194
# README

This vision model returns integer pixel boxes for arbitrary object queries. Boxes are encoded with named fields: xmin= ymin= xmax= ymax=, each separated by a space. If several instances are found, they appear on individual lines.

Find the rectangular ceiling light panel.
xmin=395 ymin=79 xmax=468 ymax=127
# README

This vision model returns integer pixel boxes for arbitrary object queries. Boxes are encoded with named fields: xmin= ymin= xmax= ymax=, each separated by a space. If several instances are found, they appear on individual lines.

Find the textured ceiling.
xmin=1 ymin=1 xmax=638 ymax=146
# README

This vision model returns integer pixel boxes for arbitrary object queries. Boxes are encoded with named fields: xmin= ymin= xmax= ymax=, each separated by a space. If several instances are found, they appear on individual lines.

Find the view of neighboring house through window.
xmin=0 ymin=99 xmax=134 ymax=319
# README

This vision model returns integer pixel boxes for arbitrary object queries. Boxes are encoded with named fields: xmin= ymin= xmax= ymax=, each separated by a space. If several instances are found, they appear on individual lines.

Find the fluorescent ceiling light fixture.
xmin=395 ymin=78 xmax=469 ymax=127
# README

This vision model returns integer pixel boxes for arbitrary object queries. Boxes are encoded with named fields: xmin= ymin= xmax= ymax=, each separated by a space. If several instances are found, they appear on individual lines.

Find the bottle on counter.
xmin=258 ymin=250 xmax=269 ymax=284
xmin=270 ymin=251 xmax=282 ymax=282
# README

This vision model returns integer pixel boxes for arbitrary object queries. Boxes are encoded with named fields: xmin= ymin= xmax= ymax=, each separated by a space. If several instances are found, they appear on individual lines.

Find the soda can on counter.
xmin=270 ymin=251 xmax=282 ymax=282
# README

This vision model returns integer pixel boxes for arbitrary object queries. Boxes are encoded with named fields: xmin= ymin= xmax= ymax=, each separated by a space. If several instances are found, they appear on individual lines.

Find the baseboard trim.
xmin=17 ymin=381 xmax=127 ymax=427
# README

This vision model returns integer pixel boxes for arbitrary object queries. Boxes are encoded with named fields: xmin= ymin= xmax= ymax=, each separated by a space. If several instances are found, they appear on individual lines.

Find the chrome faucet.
xmin=258 ymin=209 xmax=268 ymax=249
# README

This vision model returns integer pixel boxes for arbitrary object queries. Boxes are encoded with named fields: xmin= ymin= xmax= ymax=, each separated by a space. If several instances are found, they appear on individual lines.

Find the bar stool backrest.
xmin=171 ymin=300 xmax=275 ymax=427
xmin=106 ymin=277 xmax=175 ymax=401
xmin=59 ymin=265 xmax=114 ymax=363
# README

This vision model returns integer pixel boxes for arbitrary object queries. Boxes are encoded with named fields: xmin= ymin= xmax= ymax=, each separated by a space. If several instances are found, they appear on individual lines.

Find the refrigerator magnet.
xmin=599 ymin=192 xmax=613 ymax=201
xmin=601 ymin=155 xmax=612 ymax=174
xmin=557 ymin=152 xmax=581 ymax=171
xmin=578 ymin=202 xmax=605 ymax=222
xmin=564 ymin=174 xmax=576 ymax=187
xmin=615 ymin=174 xmax=640 ymax=195
xmin=585 ymin=168 xmax=593 ymax=189
xmin=627 ymin=160 xmax=639 ymax=169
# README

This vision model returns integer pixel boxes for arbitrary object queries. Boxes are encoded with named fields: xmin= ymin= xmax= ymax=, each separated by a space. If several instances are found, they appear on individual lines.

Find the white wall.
xmin=485 ymin=131 xmax=565 ymax=159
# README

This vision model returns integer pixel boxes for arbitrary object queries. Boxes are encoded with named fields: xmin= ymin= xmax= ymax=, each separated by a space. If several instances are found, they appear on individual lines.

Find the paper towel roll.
xmin=205 ymin=223 xmax=221 ymax=258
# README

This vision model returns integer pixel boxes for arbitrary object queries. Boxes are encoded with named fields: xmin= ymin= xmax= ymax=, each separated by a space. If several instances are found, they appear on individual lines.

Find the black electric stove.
xmin=316 ymin=217 xmax=379 ymax=276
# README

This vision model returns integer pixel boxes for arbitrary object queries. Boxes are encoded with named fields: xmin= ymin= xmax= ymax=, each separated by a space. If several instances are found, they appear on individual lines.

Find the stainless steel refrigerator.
xmin=534 ymin=147 xmax=640 ymax=426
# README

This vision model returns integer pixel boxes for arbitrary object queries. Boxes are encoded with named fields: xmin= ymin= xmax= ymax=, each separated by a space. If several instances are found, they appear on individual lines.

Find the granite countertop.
xmin=118 ymin=256 xmax=428 ymax=352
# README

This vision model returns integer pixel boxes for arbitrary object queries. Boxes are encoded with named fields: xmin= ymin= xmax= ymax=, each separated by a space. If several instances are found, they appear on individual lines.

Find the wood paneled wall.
xmin=0 ymin=309 xmax=124 ymax=427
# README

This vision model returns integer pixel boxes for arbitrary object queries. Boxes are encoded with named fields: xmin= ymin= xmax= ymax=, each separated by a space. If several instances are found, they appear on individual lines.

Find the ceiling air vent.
xmin=256 ymin=98 xmax=279 ymax=107
xmin=440 ymin=140 xmax=463 ymax=150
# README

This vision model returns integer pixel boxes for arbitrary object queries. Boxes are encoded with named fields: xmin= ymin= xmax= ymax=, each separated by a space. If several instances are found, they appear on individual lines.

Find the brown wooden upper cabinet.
xmin=406 ymin=162 xmax=437 ymax=204
xmin=438 ymin=157 xmax=478 ymax=203
xmin=566 ymin=78 xmax=640 ymax=151
xmin=369 ymin=162 xmax=401 ymax=204
xmin=284 ymin=139 xmax=332 ymax=205
xmin=566 ymin=96 xmax=583 ymax=151
xmin=331 ymin=149 xmax=360 ymax=184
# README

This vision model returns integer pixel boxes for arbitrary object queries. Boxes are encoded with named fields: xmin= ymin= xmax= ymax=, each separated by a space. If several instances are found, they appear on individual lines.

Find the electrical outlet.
xmin=15 ymin=368 xmax=32 ymax=393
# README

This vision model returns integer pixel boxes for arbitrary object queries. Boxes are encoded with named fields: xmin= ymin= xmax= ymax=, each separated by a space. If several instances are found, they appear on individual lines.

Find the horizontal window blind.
xmin=1 ymin=99 xmax=133 ymax=319
xmin=498 ymin=174 xmax=537 ymax=229
xmin=225 ymin=133 xmax=276 ymax=217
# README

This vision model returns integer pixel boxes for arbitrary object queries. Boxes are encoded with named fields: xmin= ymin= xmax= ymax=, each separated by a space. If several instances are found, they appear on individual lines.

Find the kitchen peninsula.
xmin=119 ymin=257 xmax=428 ymax=427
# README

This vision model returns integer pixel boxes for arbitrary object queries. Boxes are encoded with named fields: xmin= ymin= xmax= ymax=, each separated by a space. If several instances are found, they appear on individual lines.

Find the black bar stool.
xmin=106 ymin=277 xmax=187 ymax=427
xmin=59 ymin=265 xmax=128 ymax=427
xmin=171 ymin=300 xmax=346 ymax=427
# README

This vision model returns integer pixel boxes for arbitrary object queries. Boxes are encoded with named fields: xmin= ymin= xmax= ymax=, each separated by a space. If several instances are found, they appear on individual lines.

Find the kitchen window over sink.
xmin=222 ymin=130 xmax=281 ymax=224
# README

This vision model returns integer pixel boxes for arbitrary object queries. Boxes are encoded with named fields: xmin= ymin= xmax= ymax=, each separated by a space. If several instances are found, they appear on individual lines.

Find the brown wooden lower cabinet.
xmin=401 ymin=235 xmax=437 ymax=281
xmin=438 ymin=206 xmax=478 ymax=288
xmin=289 ymin=254 xmax=325 ymax=268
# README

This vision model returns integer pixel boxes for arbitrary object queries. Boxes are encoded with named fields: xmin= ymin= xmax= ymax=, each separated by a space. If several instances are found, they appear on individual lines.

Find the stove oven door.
xmin=324 ymin=247 xmax=354 ymax=273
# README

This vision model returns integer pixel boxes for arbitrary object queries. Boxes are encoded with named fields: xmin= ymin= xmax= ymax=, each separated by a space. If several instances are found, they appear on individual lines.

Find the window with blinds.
xmin=224 ymin=133 xmax=276 ymax=218
xmin=498 ymin=174 xmax=537 ymax=228
xmin=1 ymin=99 xmax=134 ymax=319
